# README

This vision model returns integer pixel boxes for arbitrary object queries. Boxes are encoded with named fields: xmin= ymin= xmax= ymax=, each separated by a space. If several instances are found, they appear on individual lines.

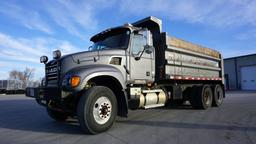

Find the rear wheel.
xmin=190 ymin=85 xmax=213 ymax=109
xmin=212 ymin=84 xmax=224 ymax=107
xmin=77 ymin=86 xmax=117 ymax=134
xmin=47 ymin=108 xmax=69 ymax=121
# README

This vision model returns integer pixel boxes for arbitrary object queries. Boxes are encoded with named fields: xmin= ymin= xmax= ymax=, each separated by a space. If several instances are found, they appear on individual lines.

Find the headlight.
xmin=53 ymin=50 xmax=61 ymax=59
xmin=62 ymin=75 xmax=81 ymax=88
xmin=40 ymin=56 xmax=48 ymax=64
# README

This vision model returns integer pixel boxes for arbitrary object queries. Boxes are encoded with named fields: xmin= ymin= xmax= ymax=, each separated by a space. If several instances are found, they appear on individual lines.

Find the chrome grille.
xmin=45 ymin=60 xmax=60 ymax=86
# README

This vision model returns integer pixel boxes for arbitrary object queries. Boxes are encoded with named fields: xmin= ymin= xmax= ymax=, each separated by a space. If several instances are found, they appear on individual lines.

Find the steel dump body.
xmin=158 ymin=33 xmax=223 ymax=81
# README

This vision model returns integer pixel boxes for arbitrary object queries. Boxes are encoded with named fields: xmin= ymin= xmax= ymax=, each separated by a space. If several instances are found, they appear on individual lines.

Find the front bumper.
xmin=26 ymin=87 xmax=61 ymax=105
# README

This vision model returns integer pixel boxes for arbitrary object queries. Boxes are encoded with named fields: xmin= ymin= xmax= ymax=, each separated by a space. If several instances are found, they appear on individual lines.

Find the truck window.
xmin=131 ymin=33 xmax=147 ymax=55
xmin=91 ymin=29 xmax=130 ymax=51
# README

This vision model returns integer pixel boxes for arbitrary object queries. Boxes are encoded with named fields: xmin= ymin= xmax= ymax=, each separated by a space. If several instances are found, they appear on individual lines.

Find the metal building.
xmin=224 ymin=54 xmax=256 ymax=90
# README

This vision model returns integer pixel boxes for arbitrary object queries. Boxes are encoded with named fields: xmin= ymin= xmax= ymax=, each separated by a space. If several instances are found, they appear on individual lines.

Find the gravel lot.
xmin=0 ymin=91 xmax=255 ymax=144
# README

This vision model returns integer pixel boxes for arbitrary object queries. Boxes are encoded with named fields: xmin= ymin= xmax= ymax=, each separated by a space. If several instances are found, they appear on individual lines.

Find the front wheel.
xmin=77 ymin=86 xmax=117 ymax=134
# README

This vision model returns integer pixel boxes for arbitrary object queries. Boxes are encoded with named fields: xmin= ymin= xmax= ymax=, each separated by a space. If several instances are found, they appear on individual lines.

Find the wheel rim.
xmin=93 ymin=96 xmax=112 ymax=125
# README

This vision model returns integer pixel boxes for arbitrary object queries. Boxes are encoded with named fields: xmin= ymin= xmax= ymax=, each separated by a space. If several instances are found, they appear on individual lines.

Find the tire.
xmin=190 ymin=85 xmax=213 ymax=109
xmin=212 ymin=84 xmax=224 ymax=107
xmin=47 ymin=108 xmax=69 ymax=121
xmin=77 ymin=86 xmax=117 ymax=134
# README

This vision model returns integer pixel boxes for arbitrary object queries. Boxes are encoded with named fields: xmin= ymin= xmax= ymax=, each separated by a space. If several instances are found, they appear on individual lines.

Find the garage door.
xmin=241 ymin=66 xmax=256 ymax=90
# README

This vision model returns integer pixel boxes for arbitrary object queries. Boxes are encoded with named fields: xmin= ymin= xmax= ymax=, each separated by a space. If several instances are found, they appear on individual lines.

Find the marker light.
xmin=71 ymin=76 xmax=80 ymax=88
xmin=53 ymin=50 xmax=61 ymax=59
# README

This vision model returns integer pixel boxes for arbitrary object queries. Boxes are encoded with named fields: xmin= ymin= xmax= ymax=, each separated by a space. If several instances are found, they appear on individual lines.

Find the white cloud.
xmin=0 ymin=2 xmax=53 ymax=34
xmin=42 ymin=0 xmax=98 ymax=39
xmin=120 ymin=0 xmax=256 ymax=27
xmin=0 ymin=33 xmax=45 ymax=63
xmin=1 ymin=0 xmax=255 ymax=38
xmin=57 ymin=41 xmax=81 ymax=55
xmin=0 ymin=1 xmax=107 ymax=38
xmin=0 ymin=33 xmax=82 ymax=63
xmin=0 ymin=32 xmax=82 ymax=79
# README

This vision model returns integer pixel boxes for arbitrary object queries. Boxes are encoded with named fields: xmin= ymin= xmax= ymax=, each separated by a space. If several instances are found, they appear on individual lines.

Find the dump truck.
xmin=26 ymin=16 xmax=225 ymax=134
xmin=0 ymin=80 xmax=8 ymax=94
xmin=0 ymin=80 xmax=39 ymax=94
xmin=0 ymin=80 xmax=27 ymax=94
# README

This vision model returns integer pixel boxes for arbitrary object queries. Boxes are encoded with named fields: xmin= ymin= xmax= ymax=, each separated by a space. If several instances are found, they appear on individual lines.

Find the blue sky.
xmin=0 ymin=0 xmax=256 ymax=80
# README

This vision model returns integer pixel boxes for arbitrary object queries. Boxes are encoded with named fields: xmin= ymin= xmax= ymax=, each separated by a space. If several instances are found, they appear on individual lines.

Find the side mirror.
xmin=134 ymin=45 xmax=154 ymax=61
xmin=135 ymin=56 xmax=141 ymax=61
xmin=144 ymin=45 xmax=154 ymax=54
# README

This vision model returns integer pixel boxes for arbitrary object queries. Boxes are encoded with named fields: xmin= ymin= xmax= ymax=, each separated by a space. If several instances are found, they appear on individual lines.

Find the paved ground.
xmin=0 ymin=92 xmax=255 ymax=144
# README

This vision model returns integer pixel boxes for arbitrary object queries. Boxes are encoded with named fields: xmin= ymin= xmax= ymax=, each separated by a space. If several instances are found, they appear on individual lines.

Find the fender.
xmin=65 ymin=64 xmax=126 ymax=91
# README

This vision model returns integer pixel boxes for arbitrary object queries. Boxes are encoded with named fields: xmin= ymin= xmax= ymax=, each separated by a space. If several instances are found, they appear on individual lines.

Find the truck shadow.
xmin=116 ymin=120 xmax=256 ymax=132
xmin=161 ymin=103 xmax=194 ymax=110
xmin=1 ymin=99 xmax=255 ymax=135
xmin=0 ymin=99 xmax=84 ymax=135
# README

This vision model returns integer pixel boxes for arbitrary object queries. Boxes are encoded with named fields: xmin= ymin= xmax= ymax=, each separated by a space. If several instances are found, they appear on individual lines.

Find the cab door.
xmin=129 ymin=30 xmax=154 ymax=82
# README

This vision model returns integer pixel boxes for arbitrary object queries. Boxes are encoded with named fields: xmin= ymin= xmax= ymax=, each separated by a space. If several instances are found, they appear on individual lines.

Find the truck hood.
xmin=66 ymin=49 xmax=126 ymax=63
xmin=60 ymin=49 xmax=126 ymax=75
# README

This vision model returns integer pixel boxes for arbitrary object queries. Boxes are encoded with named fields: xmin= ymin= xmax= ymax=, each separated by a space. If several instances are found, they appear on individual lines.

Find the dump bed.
xmin=159 ymin=33 xmax=223 ymax=81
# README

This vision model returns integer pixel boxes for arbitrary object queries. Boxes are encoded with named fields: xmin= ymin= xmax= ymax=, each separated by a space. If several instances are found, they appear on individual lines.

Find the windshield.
xmin=90 ymin=29 xmax=130 ymax=51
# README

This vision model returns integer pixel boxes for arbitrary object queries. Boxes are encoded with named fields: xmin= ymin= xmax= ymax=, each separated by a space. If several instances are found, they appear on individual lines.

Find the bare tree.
xmin=9 ymin=70 xmax=20 ymax=80
xmin=9 ymin=68 xmax=35 ymax=88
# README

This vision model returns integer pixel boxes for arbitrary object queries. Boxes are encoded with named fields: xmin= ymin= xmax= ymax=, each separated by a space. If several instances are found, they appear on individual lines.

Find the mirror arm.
xmin=135 ymin=48 xmax=146 ymax=61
